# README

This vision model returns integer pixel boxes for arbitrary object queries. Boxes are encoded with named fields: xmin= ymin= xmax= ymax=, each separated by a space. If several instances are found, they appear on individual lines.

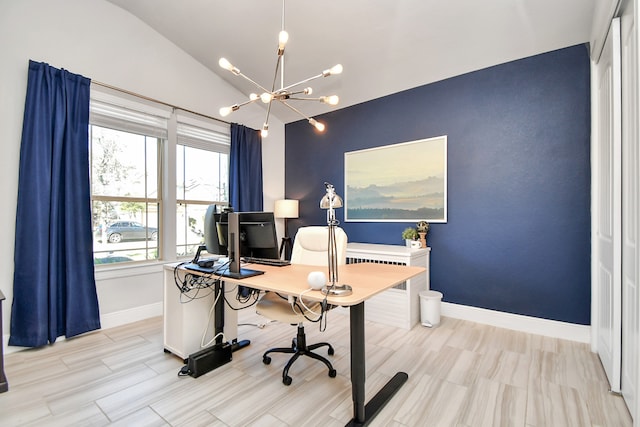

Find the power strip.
xmin=186 ymin=342 xmax=232 ymax=378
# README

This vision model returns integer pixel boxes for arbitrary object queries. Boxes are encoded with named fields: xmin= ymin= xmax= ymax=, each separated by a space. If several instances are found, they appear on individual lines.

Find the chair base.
xmin=262 ymin=324 xmax=337 ymax=386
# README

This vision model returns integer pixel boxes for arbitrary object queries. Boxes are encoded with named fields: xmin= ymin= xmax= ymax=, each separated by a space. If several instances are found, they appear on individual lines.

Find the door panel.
xmin=595 ymin=17 xmax=623 ymax=394
xmin=621 ymin=0 xmax=639 ymax=418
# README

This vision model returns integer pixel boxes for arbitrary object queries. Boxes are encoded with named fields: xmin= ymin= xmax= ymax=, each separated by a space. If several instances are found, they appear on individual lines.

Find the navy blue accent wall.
xmin=285 ymin=45 xmax=591 ymax=324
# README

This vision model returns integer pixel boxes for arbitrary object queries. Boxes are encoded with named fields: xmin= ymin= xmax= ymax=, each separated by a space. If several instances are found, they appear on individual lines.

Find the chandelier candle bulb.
xmin=309 ymin=118 xmax=325 ymax=132
xmin=320 ymin=95 xmax=339 ymax=105
xmin=218 ymin=58 xmax=240 ymax=75
xmin=218 ymin=57 xmax=232 ymax=70
xmin=219 ymin=104 xmax=238 ymax=117
xmin=260 ymin=93 xmax=273 ymax=103
xmin=323 ymin=64 xmax=343 ymax=76
xmin=278 ymin=30 xmax=289 ymax=53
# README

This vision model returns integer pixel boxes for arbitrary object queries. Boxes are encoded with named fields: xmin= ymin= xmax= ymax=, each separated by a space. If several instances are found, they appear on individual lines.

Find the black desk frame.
xmin=347 ymin=302 xmax=407 ymax=426
xmin=218 ymin=280 xmax=407 ymax=425
xmin=214 ymin=279 xmax=250 ymax=352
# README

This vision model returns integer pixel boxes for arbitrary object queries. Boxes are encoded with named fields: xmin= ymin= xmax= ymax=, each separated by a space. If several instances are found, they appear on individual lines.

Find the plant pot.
xmin=418 ymin=232 xmax=427 ymax=248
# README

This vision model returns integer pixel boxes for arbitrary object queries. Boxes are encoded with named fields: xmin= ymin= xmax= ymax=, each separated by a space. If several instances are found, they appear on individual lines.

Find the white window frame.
xmin=89 ymin=85 xmax=230 ymax=266
xmin=175 ymin=111 xmax=230 ymax=258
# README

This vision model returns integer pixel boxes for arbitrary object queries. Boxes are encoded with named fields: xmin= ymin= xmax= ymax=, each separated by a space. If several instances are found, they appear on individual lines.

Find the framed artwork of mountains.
xmin=344 ymin=135 xmax=447 ymax=222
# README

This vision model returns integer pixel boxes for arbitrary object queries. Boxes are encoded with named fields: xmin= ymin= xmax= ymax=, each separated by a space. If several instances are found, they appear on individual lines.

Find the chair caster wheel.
xmin=283 ymin=375 xmax=292 ymax=386
xmin=328 ymin=347 xmax=335 ymax=356
xmin=329 ymin=369 xmax=337 ymax=378
xmin=263 ymin=356 xmax=271 ymax=365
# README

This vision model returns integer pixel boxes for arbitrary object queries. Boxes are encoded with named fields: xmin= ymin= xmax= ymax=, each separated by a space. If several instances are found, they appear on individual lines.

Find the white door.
xmin=620 ymin=0 xmax=640 ymax=419
xmin=595 ymin=17 xmax=623 ymax=393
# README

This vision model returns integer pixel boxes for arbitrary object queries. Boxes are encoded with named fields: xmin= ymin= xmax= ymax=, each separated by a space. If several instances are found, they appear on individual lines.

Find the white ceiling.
xmin=106 ymin=0 xmax=596 ymax=124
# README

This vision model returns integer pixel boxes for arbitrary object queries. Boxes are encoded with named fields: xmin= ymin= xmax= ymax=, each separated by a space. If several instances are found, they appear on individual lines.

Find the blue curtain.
xmin=229 ymin=123 xmax=263 ymax=211
xmin=9 ymin=61 xmax=100 ymax=347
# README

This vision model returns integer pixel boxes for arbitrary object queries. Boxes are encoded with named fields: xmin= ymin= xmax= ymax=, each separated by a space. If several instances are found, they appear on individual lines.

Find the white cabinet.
xmin=162 ymin=264 xmax=238 ymax=360
xmin=346 ymin=243 xmax=430 ymax=330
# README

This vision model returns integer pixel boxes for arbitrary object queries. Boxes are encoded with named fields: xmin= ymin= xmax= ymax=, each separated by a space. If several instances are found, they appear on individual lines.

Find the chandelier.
xmin=218 ymin=0 xmax=342 ymax=138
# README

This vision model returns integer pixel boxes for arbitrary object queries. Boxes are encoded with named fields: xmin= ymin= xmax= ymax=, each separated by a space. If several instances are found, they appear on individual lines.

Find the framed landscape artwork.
xmin=344 ymin=135 xmax=447 ymax=222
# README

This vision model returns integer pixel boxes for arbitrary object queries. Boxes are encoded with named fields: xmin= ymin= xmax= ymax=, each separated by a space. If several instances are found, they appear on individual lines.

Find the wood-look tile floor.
xmin=0 ymin=309 xmax=632 ymax=426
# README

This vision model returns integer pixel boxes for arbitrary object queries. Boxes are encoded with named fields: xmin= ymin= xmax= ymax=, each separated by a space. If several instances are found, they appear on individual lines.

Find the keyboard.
xmin=243 ymin=257 xmax=290 ymax=267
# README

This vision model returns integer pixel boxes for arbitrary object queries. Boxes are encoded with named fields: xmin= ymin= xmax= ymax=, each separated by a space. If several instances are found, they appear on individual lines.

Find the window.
xmin=176 ymin=116 xmax=230 ymax=257
xmin=89 ymin=87 xmax=230 ymax=265
xmin=90 ymin=125 xmax=161 ymax=264
xmin=89 ymin=89 xmax=169 ymax=265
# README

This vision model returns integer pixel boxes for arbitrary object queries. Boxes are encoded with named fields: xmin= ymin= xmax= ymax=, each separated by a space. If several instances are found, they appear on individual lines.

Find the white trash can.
xmin=419 ymin=290 xmax=443 ymax=327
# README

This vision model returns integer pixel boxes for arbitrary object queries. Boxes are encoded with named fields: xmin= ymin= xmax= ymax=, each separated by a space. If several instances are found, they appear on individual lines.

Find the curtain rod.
xmin=91 ymin=80 xmax=230 ymax=125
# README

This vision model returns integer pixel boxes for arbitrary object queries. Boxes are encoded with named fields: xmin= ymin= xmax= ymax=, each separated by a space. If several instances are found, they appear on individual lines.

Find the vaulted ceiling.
xmin=106 ymin=0 xmax=596 ymax=124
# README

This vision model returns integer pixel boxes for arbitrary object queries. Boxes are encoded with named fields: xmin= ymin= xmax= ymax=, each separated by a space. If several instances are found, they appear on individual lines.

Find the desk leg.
xmin=347 ymin=302 xmax=408 ymax=427
xmin=219 ymin=280 xmax=250 ymax=352
xmin=350 ymin=302 xmax=366 ymax=424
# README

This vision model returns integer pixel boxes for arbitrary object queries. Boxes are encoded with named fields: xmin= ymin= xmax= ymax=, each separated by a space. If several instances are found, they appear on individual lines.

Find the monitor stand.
xmin=215 ymin=265 xmax=265 ymax=279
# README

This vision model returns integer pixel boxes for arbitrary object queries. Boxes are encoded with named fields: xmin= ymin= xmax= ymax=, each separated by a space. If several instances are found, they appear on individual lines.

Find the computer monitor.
xmin=202 ymin=206 xmax=279 ymax=279
xmin=236 ymin=211 xmax=280 ymax=259
xmin=204 ymin=204 xmax=229 ymax=256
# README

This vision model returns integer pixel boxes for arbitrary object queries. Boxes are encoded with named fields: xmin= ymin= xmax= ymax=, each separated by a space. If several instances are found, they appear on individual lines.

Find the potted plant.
xmin=401 ymin=227 xmax=418 ymax=247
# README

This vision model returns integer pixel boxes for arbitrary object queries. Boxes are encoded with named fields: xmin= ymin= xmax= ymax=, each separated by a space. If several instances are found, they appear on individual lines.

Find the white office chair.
xmin=256 ymin=225 xmax=347 ymax=385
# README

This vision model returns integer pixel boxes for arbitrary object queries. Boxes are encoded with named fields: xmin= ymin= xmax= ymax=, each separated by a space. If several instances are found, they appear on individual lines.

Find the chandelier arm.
xmin=270 ymin=55 xmax=283 ymax=93
xmin=264 ymin=99 xmax=274 ymax=127
xmin=279 ymin=88 xmax=309 ymax=97
xmin=279 ymin=100 xmax=314 ymax=121
xmin=279 ymin=72 xmax=324 ymax=92
xmin=235 ymin=72 xmax=272 ymax=95
xmin=287 ymin=97 xmax=325 ymax=101
xmin=238 ymin=98 xmax=260 ymax=108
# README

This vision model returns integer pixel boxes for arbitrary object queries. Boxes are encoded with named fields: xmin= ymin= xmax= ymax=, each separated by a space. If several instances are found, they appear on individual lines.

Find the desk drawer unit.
xmin=346 ymin=243 xmax=430 ymax=330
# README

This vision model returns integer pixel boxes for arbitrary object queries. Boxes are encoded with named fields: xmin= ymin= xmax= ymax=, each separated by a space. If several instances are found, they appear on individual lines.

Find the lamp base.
xmin=279 ymin=236 xmax=293 ymax=260
xmin=321 ymin=284 xmax=353 ymax=296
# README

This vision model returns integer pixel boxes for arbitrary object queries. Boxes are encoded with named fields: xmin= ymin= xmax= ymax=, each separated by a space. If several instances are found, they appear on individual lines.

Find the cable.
xmin=224 ymin=286 xmax=261 ymax=310
xmin=173 ymin=262 xmax=189 ymax=292
xmin=297 ymin=288 xmax=321 ymax=316
xmin=200 ymin=286 xmax=224 ymax=348
xmin=178 ymin=275 xmax=217 ymax=303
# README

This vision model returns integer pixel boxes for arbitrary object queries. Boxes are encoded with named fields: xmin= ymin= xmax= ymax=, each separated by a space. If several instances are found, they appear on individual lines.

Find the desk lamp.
xmin=274 ymin=199 xmax=298 ymax=260
xmin=320 ymin=182 xmax=352 ymax=296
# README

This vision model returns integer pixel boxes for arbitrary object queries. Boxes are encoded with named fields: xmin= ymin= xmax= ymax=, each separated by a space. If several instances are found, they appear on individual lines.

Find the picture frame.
xmin=344 ymin=135 xmax=447 ymax=222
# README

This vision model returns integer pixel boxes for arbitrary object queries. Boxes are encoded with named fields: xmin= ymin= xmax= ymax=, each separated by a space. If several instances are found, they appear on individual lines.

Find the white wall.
xmin=0 ymin=0 xmax=285 ymax=347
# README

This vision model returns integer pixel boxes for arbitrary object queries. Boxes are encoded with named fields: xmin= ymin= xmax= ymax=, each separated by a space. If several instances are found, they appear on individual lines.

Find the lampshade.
xmin=320 ymin=193 xmax=343 ymax=209
xmin=274 ymin=199 xmax=299 ymax=219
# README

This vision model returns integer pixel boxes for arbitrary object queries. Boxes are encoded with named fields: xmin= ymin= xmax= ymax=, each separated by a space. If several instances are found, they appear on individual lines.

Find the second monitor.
xmin=204 ymin=207 xmax=280 ymax=279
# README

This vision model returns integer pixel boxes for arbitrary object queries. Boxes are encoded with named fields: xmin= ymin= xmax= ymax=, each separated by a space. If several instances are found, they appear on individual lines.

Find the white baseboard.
xmin=99 ymin=302 xmax=163 ymax=330
xmin=3 ymin=301 xmax=591 ymax=355
xmin=4 ymin=302 xmax=163 ymax=355
xmin=441 ymin=302 xmax=591 ymax=343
